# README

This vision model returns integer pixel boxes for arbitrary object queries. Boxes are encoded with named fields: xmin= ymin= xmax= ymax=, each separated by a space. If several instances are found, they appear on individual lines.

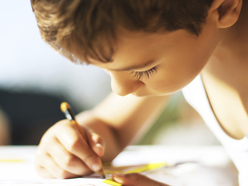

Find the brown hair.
xmin=31 ymin=0 xmax=213 ymax=63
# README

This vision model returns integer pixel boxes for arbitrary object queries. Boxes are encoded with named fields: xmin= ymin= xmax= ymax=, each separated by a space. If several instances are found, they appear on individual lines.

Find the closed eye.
xmin=130 ymin=67 xmax=157 ymax=80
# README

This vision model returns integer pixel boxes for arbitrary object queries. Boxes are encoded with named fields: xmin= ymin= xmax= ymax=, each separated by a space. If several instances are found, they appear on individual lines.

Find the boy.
xmin=31 ymin=0 xmax=247 ymax=185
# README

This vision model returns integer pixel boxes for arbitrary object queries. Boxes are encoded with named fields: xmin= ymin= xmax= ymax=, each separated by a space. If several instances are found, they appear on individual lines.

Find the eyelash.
xmin=130 ymin=67 xmax=158 ymax=80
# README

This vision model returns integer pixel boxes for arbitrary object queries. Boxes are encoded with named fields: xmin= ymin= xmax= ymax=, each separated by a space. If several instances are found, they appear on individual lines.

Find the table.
xmin=0 ymin=145 xmax=238 ymax=185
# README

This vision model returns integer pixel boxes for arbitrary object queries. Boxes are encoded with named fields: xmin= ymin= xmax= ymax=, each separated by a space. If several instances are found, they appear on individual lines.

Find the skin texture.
xmin=112 ymin=173 xmax=170 ymax=186
xmin=35 ymin=0 xmax=248 ymax=185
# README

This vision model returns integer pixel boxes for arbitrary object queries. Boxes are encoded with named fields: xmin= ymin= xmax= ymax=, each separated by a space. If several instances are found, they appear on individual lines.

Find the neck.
xmin=203 ymin=1 xmax=248 ymax=97
xmin=218 ymin=0 xmax=248 ymax=52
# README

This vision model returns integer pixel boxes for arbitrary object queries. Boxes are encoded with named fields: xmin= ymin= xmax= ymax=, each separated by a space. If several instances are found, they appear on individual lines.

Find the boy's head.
xmin=31 ymin=0 xmax=212 ymax=64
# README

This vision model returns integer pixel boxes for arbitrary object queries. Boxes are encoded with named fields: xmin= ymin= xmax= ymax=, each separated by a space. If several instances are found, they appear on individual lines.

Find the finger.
xmin=112 ymin=173 xmax=170 ymax=186
xmin=37 ymin=153 xmax=77 ymax=179
xmin=35 ymin=145 xmax=55 ymax=178
xmin=55 ymin=122 xmax=103 ymax=173
xmin=47 ymin=137 xmax=92 ymax=176
xmin=86 ymin=131 xmax=105 ymax=157
xmin=35 ymin=164 xmax=54 ymax=178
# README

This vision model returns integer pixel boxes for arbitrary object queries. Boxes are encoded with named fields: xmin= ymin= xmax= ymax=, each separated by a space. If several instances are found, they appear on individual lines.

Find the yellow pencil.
xmin=103 ymin=162 xmax=168 ymax=186
xmin=60 ymin=102 xmax=105 ymax=178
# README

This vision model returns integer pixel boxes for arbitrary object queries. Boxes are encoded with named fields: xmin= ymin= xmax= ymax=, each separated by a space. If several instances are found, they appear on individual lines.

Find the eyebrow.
xmin=110 ymin=60 xmax=155 ymax=71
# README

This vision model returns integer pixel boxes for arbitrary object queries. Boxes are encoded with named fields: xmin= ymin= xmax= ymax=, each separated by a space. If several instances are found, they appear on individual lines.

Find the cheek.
xmin=158 ymin=46 xmax=214 ymax=93
xmin=144 ymin=72 xmax=184 ymax=94
xmin=143 ymin=30 xmax=217 ymax=95
xmin=145 ymin=57 xmax=207 ymax=94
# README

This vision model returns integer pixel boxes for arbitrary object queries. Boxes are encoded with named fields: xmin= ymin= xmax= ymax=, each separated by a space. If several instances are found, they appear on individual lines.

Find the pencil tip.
xmin=99 ymin=169 xmax=105 ymax=179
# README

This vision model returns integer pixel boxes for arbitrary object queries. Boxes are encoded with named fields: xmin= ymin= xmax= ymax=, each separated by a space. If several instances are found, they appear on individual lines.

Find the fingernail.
xmin=96 ymin=143 xmax=102 ymax=147
xmin=92 ymin=163 xmax=101 ymax=171
xmin=113 ymin=173 xmax=124 ymax=183
xmin=92 ymin=133 xmax=99 ymax=142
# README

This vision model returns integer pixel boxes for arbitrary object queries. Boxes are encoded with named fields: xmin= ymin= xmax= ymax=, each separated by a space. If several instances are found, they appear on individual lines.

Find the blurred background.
xmin=0 ymin=0 xmax=220 ymax=146
xmin=0 ymin=0 xmax=111 ymax=145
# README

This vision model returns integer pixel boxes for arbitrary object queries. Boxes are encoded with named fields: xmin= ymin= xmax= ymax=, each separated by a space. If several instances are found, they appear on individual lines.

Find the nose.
xmin=109 ymin=71 xmax=143 ymax=96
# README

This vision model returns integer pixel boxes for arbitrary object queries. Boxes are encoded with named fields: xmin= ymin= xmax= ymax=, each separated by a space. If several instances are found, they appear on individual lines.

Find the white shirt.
xmin=182 ymin=75 xmax=248 ymax=186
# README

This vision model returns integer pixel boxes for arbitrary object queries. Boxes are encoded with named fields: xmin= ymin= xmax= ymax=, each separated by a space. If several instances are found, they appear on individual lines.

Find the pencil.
xmin=60 ymin=102 xmax=105 ymax=178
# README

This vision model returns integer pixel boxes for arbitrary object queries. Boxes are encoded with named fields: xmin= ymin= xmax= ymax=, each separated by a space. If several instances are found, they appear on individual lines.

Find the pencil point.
xmin=99 ymin=169 xmax=105 ymax=179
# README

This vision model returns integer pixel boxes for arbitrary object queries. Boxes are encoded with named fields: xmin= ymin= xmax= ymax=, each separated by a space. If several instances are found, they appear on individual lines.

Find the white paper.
xmin=0 ymin=146 xmax=238 ymax=186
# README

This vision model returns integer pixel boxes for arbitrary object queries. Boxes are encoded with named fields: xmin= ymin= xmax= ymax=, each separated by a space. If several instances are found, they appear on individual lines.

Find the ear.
xmin=209 ymin=0 xmax=242 ymax=28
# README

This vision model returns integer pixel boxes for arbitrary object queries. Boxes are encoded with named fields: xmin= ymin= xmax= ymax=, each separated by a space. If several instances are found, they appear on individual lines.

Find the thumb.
xmin=112 ymin=173 xmax=170 ymax=186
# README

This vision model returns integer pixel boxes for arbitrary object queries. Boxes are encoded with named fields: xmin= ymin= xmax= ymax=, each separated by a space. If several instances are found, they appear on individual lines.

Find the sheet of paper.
xmin=0 ymin=146 xmax=238 ymax=186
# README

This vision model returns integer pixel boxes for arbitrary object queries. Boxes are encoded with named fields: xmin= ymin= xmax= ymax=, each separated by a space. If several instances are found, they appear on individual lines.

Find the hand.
xmin=112 ymin=173 xmax=170 ymax=186
xmin=35 ymin=119 xmax=105 ymax=179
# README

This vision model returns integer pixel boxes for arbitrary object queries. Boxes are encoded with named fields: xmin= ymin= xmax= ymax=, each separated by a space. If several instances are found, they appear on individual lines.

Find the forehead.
xmin=89 ymin=30 xmax=165 ymax=66
xmin=89 ymin=29 xmax=191 ymax=69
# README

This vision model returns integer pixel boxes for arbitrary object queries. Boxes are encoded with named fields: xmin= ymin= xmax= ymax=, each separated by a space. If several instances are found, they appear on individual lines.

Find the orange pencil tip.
xmin=60 ymin=102 xmax=70 ymax=112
